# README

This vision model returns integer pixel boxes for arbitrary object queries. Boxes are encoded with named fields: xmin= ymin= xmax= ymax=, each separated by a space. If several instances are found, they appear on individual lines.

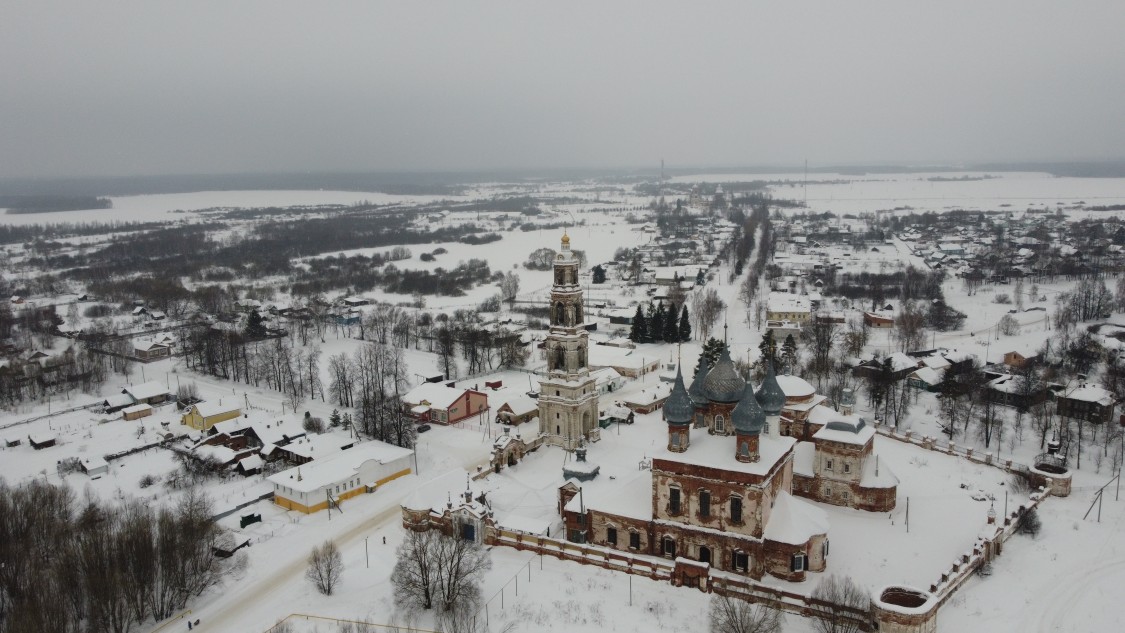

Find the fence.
xmin=262 ymin=614 xmax=439 ymax=633
xmin=874 ymin=424 xmax=1031 ymax=476
xmin=490 ymin=528 xmax=875 ymax=630
xmin=0 ymin=401 xmax=100 ymax=431
xmin=211 ymin=491 xmax=276 ymax=522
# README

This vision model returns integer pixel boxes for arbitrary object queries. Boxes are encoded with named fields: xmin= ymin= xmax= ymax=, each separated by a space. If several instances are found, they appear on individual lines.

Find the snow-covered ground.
xmin=4 ymin=172 xmax=1125 ymax=632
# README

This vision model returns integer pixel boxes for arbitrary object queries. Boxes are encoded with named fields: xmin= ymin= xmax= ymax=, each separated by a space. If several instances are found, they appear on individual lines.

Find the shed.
xmin=122 ymin=403 xmax=153 ymax=421
xmin=81 ymin=456 xmax=109 ymax=478
xmin=28 ymin=434 xmax=57 ymax=450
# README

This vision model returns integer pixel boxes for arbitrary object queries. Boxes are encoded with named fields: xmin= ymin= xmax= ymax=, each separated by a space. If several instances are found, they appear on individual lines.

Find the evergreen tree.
xmin=329 ymin=408 xmax=341 ymax=427
xmin=246 ymin=310 xmax=267 ymax=339
xmin=759 ymin=329 xmax=778 ymax=367
xmin=679 ymin=305 xmax=692 ymax=342
xmin=697 ymin=337 xmax=728 ymax=374
xmin=649 ymin=304 xmax=666 ymax=344
xmin=663 ymin=303 xmax=679 ymax=342
xmin=592 ymin=265 xmax=607 ymax=284
xmin=630 ymin=305 xmax=647 ymax=343
xmin=781 ymin=334 xmax=799 ymax=373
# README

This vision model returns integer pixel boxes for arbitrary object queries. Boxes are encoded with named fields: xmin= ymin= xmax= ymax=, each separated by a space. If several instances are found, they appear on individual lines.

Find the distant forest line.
xmin=4 ymin=161 xmax=1125 ymax=198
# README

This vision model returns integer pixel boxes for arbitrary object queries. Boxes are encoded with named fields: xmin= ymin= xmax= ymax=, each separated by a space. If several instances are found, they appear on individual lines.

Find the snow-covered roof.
xmin=238 ymin=454 xmax=263 ymax=471
xmin=121 ymin=403 xmax=152 ymax=415
xmin=860 ymin=453 xmax=898 ymax=489
xmin=103 ymin=393 xmax=134 ymax=408
xmin=81 ymin=456 xmax=109 ymax=471
xmin=793 ymin=441 xmax=815 ymax=478
xmin=776 ymin=375 xmax=815 ymax=399
xmin=497 ymin=514 xmax=552 ymax=535
xmin=190 ymin=400 xmax=241 ymax=419
xmin=1064 ymin=383 xmax=1115 ymax=407
xmin=763 ymin=491 xmax=829 ymax=545
xmin=889 ymin=353 xmax=919 ymax=373
xmin=910 ymin=367 xmax=945 ymax=386
xmin=498 ymin=395 xmax=538 ymax=416
xmin=589 ymin=345 xmax=658 ymax=370
xmin=269 ymin=441 xmax=413 ymax=494
xmin=812 ymin=414 xmax=875 ymax=446
xmin=403 ymin=469 xmax=476 ymax=513
xmin=655 ymin=429 xmax=796 ymax=478
xmin=122 ymin=381 xmax=169 ymax=401
xmin=563 ymin=468 xmax=653 ymax=521
xmin=402 ymin=383 xmax=467 ymax=410
xmin=621 ymin=383 xmax=672 ymax=406
xmin=281 ymin=432 xmax=355 ymax=460
xmin=133 ymin=339 xmax=169 ymax=352
xmin=767 ymin=292 xmax=811 ymax=314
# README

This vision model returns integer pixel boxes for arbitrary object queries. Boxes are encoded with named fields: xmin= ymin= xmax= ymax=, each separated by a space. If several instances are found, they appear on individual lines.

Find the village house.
xmin=495 ymin=395 xmax=539 ymax=425
xmin=1057 ymin=383 xmax=1116 ymax=424
xmin=863 ymin=310 xmax=895 ymax=328
xmin=122 ymin=381 xmax=172 ymax=406
xmin=181 ymin=401 xmax=242 ymax=431
xmin=269 ymin=441 xmax=414 ymax=514
xmin=402 ymin=382 xmax=489 ymax=425
xmin=766 ymin=292 xmax=812 ymax=323
xmin=133 ymin=339 xmax=171 ymax=362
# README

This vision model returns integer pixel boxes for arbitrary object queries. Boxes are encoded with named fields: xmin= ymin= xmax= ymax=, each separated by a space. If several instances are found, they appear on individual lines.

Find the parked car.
xmin=417 ymin=424 xmax=432 ymax=433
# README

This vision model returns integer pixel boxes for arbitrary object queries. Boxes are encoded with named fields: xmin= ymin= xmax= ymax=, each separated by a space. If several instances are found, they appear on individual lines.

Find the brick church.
xmin=560 ymin=348 xmax=897 ymax=583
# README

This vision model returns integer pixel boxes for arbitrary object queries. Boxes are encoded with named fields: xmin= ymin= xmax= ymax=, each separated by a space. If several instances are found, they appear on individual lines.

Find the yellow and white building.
xmin=269 ymin=441 xmax=414 ymax=513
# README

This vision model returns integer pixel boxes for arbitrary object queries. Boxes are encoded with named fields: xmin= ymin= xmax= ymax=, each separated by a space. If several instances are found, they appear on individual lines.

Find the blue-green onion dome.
xmin=731 ymin=382 xmax=766 ymax=435
xmin=688 ymin=357 xmax=711 ymax=406
xmin=756 ymin=361 xmax=787 ymax=415
xmin=663 ymin=367 xmax=695 ymax=426
xmin=702 ymin=348 xmax=746 ymax=403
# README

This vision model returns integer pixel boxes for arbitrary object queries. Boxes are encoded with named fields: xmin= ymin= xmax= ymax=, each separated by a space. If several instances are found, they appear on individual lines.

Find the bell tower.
xmin=538 ymin=232 xmax=599 ymax=449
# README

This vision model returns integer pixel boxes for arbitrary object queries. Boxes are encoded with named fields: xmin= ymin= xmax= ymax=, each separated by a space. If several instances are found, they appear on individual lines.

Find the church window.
xmin=671 ymin=433 xmax=681 ymax=448
xmin=669 ymin=487 xmax=681 ymax=515
xmin=699 ymin=491 xmax=711 ymax=518
xmin=715 ymin=415 xmax=725 ymax=433
xmin=825 ymin=458 xmax=833 ymax=471
xmin=730 ymin=496 xmax=743 ymax=523
xmin=607 ymin=527 xmax=617 ymax=546
xmin=843 ymin=463 xmax=851 ymax=474
xmin=842 ymin=491 xmax=850 ymax=501
xmin=733 ymin=550 xmax=749 ymax=572
xmin=662 ymin=537 xmax=676 ymax=557
xmin=825 ymin=486 xmax=833 ymax=498
xmin=740 ymin=442 xmax=748 ymax=457
xmin=556 ymin=425 xmax=560 ymax=435
xmin=629 ymin=531 xmax=641 ymax=549
xmin=791 ymin=553 xmax=807 ymax=572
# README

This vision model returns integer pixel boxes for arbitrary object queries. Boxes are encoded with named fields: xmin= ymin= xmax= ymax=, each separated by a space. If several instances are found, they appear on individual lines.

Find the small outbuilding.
xmin=122 ymin=403 xmax=153 ymax=421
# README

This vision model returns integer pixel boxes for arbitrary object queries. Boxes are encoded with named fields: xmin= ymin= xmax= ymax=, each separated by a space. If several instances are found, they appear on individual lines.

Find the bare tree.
xmin=392 ymin=530 xmax=440 ymax=612
xmin=391 ymin=529 xmax=492 ymax=615
xmin=809 ymin=575 xmax=871 ymax=633
xmin=306 ymin=540 xmax=344 ymax=596
xmin=692 ymin=287 xmax=726 ymax=341
xmin=499 ymin=272 xmax=521 ymax=310
xmin=709 ymin=593 xmax=785 ymax=633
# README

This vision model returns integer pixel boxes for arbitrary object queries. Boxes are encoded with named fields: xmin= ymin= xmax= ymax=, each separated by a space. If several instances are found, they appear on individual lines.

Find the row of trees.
xmin=629 ymin=303 xmax=691 ymax=344
xmin=0 ymin=482 xmax=229 ymax=633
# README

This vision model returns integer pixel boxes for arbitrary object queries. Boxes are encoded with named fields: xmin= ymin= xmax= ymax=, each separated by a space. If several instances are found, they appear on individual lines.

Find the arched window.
xmin=555 ymin=302 xmax=565 ymax=325
xmin=715 ymin=414 xmax=725 ymax=433
xmin=740 ymin=442 xmax=749 ymax=457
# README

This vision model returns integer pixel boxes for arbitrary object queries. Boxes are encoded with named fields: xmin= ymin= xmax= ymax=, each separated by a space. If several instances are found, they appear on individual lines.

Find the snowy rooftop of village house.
xmin=122 ymin=380 xmax=170 ymax=401
xmin=190 ymin=399 xmax=241 ymax=418
xmin=267 ymin=441 xmax=413 ymax=494
xmin=121 ymin=403 xmax=152 ymax=415
xmin=1063 ymin=383 xmax=1115 ymax=406
xmin=620 ymin=383 xmax=671 ymax=406
xmin=767 ymin=291 xmax=811 ymax=313
xmin=280 ymin=432 xmax=356 ymax=460
xmin=653 ymin=427 xmax=797 ymax=478
xmin=402 ymin=382 xmax=466 ymax=408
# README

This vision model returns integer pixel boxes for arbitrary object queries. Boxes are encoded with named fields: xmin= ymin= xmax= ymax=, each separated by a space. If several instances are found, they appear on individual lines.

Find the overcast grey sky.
xmin=2 ymin=1 xmax=1124 ymax=178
